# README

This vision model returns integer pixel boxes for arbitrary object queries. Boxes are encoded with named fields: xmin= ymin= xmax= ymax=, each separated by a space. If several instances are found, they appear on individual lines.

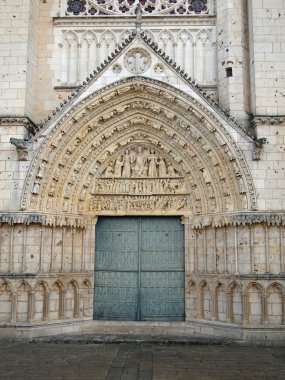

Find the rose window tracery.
xmin=65 ymin=0 xmax=209 ymax=16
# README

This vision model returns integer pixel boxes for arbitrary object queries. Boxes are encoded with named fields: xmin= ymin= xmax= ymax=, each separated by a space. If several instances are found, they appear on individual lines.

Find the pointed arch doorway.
xmin=93 ymin=216 xmax=185 ymax=321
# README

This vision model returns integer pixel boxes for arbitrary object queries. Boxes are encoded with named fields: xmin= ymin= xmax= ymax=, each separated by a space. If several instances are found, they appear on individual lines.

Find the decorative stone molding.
xmin=0 ymin=117 xmax=39 ymax=135
xmin=0 ymin=213 xmax=90 ymax=228
xmin=251 ymin=116 xmax=285 ymax=127
xmin=191 ymin=212 xmax=285 ymax=229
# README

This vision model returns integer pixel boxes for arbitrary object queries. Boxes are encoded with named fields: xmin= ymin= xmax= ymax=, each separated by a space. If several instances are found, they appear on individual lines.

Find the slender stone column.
xmin=28 ymin=291 xmax=35 ymax=323
xmin=227 ymin=291 xmax=233 ymax=323
xmin=9 ymin=226 xmax=14 ymax=273
xmin=60 ymin=290 xmax=66 ymax=320
xmin=211 ymin=288 xmax=218 ymax=321
xmin=74 ymin=289 xmax=81 ymax=318
xmin=262 ymin=292 xmax=267 ymax=325
xmin=181 ymin=216 xmax=192 ymax=274
xmin=282 ymin=293 xmax=285 ymax=325
xmin=197 ymin=288 xmax=205 ymax=319
xmin=242 ymin=292 xmax=248 ymax=325
xmin=11 ymin=294 xmax=18 ymax=323
xmin=44 ymin=291 xmax=50 ymax=321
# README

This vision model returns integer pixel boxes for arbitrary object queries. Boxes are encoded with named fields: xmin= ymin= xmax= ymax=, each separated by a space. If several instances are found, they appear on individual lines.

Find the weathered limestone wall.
xmin=249 ymin=119 xmax=285 ymax=211
xmin=248 ymin=0 xmax=285 ymax=116
xmin=216 ymin=0 xmax=251 ymax=123
xmin=0 ymin=0 xmax=40 ymax=119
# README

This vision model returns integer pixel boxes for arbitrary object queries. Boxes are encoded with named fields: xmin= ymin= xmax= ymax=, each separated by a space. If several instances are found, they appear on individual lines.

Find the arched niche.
xmin=22 ymin=78 xmax=256 ymax=219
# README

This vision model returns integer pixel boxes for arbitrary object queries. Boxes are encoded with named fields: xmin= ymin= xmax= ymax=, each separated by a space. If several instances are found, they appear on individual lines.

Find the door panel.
xmin=94 ymin=217 xmax=185 ymax=321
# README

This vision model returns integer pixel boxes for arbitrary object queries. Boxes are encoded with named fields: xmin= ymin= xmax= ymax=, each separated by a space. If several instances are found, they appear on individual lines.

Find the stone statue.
xmin=133 ymin=147 xmax=147 ymax=177
xmin=105 ymin=162 xmax=114 ymax=177
xmin=122 ymin=150 xmax=132 ymax=177
xmin=32 ymin=181 xmax=40 ymax=194
xmin=37 ymin=161 xmax=46 ymax=178
xmin=167 ymin=162 xmax=177 ymax=177
xmin=157 ymin=158 xmax=167 ymax=177
xmin=148 ymin=150 xmax=158 ymax=177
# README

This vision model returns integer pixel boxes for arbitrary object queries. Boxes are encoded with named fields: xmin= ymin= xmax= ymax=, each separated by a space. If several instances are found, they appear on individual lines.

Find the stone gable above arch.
xmin=40 ymin=31 xmax=253 ymax=141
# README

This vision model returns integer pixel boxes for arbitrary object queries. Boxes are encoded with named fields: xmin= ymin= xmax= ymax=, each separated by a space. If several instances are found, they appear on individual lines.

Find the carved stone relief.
xmin=22 ymin=78 xmax=257 ymax=217
xmin=102 ymin=146 xmax=181 ymax=179
xmin=124 ymin=48 xmax=151 ymax=74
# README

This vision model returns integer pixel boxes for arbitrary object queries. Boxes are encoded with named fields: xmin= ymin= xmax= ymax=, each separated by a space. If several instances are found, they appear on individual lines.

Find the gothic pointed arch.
xmin=22 ymin=77 xmax=256 ymax=221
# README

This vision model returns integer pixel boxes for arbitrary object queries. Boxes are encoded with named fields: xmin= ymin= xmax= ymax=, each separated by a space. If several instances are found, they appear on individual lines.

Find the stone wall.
xmin=248 ymin=0 xmax=285 ymax=116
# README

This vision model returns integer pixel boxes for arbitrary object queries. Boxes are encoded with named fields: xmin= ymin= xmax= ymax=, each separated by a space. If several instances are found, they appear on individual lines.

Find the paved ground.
xmin=0 ymin=340 xmax=285 ymax=380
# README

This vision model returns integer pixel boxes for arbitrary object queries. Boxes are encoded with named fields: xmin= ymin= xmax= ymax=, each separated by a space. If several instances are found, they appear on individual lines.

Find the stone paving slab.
xmin=0 ymin=341 xmax=284 ymax=380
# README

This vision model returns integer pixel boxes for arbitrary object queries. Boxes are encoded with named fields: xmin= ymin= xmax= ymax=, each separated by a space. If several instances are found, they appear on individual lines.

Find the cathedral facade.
xmin=0 ymin=0 xmax=285 ymax=343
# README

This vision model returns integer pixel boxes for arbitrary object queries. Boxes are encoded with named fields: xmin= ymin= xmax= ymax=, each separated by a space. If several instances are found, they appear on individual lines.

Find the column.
xmin=60 ymin=290 xmax=66 ymax=320
xmin=227 ymin=291 xmax=233 ymax=323
xmin=11 ymin=293 xmax=18 ymax=323
xmin=28 ymin=291 xmax=35 ymax=323
xmin=242 ymin=292 xmax=248 ymax=325
xmin=181 ymin=216 xmax=193 ymax=274
xmin=211 ymin=288 xmax=218 ymax=321
xmin=197 ymin=288 xmax=205 ymax=319
xmin=44 ymin=291 xmax=50 ymax=321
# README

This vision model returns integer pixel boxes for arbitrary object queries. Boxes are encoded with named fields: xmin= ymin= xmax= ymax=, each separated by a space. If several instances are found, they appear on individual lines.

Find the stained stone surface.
xmin=0 ymin=340 xmax=284 ymax=380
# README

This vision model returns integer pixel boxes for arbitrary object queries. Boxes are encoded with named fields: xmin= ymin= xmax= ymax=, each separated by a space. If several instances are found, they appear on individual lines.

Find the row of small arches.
xmin=187 ymin=280 xmax=285 ymax=326
xmin=0 ymin=279 xmax=92 ymax=324
xmin=61 ymin=29 xmax=215 ymax=46
xmin=58 ymin=28 xmax=216 ymax=85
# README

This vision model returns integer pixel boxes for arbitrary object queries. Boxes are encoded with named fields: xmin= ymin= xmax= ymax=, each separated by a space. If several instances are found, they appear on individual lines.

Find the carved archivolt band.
xmin=22 ymin=78 xmax=256 ymax=216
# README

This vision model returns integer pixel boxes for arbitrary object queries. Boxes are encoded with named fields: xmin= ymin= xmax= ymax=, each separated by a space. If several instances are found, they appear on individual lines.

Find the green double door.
xmin=93 ymin=217 xmax=185 ymax=321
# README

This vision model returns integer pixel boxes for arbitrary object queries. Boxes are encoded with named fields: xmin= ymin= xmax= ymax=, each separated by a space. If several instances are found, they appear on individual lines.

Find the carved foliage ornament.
xmin=66 ymin=0 xmax=209 ymax=16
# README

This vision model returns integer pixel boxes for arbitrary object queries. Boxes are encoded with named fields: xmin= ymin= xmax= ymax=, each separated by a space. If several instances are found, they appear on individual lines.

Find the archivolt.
xmin=22 ymin=78 xmax=256 ymax=217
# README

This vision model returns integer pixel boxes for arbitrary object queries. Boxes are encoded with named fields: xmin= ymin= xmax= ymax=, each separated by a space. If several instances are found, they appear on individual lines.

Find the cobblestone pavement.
xmin=0 ymin=341 xmax=284 ymax=380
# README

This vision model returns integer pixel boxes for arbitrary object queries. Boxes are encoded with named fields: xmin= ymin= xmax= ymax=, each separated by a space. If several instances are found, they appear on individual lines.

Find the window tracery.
xmin=65 ymin=0 xmax=212 ymax=16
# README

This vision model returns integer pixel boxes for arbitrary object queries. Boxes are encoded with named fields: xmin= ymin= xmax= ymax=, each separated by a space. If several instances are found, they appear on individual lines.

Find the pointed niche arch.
xmin=22 ymin=78 xmax=256 ymax=218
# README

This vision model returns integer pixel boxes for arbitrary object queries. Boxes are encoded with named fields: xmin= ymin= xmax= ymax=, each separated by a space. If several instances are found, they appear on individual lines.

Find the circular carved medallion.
xmin=124 ymin=48 xmax=151 ymax=75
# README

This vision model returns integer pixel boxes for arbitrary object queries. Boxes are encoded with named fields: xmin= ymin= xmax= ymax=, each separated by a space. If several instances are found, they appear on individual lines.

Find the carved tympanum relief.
xmin=103 ymin=146 xmax=180 ymax=178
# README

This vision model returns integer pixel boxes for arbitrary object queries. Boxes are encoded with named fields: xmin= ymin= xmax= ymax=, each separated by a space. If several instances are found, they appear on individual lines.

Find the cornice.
xmin=53 ymin=15 xmax=216 ymax=28
xmin=190 ymin=212 xmax=285 ymax=229
xmin=0 ymin=116 xmax=39 ymax=136
xmin=251 ymin=116 xmax=285 ymax=127
xmin=2 ymin=212 xmax=285 ymax=230
xmin=0 ymin=212 xmax=94 ymax=229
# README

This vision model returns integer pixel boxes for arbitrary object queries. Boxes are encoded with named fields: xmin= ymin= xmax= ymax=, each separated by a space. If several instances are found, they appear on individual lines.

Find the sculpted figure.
xmin=37 ymin=161 xmax=46 ymax=178
xmin=167 ymin=162 xmax=177 ymax=177
xmin=113 ymin=157 xmax=124 ymax=177
xmin=147 ymin=150 xmax=158 ymax=177
xmin=105 ymin=162 xmax=114 ymax=177
xmin=157 ymin=158 xmax=167 ymax=177
xmin=133 ymin=147 xmax=147 ymax=177
xmin=122 ymin=150 xmax=132 ymax=177
xmin=32 ymin=181 xmax=40 ymax=194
